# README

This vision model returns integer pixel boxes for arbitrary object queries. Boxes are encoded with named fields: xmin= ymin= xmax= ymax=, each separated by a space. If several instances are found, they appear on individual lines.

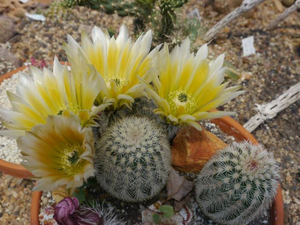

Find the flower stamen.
xmin=167 ymin=90 xmax=197 ymax=114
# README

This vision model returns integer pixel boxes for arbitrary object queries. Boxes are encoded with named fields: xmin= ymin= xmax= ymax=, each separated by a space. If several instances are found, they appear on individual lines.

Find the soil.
xmin=0 ymin=0 xmax=299 ymax=224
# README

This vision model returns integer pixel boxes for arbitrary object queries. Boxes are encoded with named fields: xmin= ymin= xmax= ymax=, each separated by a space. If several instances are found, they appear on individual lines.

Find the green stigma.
xmin=59 ymin=145 xmax=86 ymax=176
xmin=114 ymin=78 xmax=121 ymax=86
xmin=178 ymin=92 xmax=188 ymax=103
xmin=68 ymin=150 xmax=80 ymax=165
xmin=167 ymin=90 xmax=197 ymax=114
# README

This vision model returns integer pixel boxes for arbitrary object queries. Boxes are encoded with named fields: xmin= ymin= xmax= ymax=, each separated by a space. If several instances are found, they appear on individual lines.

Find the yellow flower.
xmin=0 ymin=58 xmax=110 ymax=138
xmin=64 ymin=25 xmax=159 ymax=110
xmin=143 ymin=39 xmax=244 ymax=130
xmin=17 ymin=115 xmax=95 ymax=191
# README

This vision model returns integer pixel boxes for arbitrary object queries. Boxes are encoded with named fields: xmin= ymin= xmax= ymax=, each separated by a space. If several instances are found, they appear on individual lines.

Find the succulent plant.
xmin=45 ymin=0 xmax=70 ymax=22
xmin=157 ymin=0 xmax=188 ymax=37
xmin=61 ymin=0 xmax=145 ymax=17
xmin=95 ymin=116 xmax=171 ymax=202
xmin=195 ymin=141 xmax=280 ymax=225
xmin=61 ymin=0 xmax=189 ymax=40
xmin=94 ymin=97 xmax=180 ymax=140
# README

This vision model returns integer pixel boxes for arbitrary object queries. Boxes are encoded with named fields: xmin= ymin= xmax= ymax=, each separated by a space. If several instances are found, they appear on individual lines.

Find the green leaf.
xmin=86 ymin=177 xmax=97 ymax=186
xmin=223 ymin=60 xmax=236 ymax=69
xmin=223 ymin=61 xmax=240 ymax=81
xmin=159 ymin=205 xmax=174 ymax=218
xmin=152 ymin=213 xmax=161 ymax=224
xmin=72 ymin=187 xmax=86 ymax=204
xmin=226 ymin=68 xmax=240 ymax=81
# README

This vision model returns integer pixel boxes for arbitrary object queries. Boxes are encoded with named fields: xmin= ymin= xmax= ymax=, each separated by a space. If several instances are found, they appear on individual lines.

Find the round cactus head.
xmin=195 ymin=141 xmax=280 ymax=225
xmin=95 ymin=116 xmax=171 ymax=202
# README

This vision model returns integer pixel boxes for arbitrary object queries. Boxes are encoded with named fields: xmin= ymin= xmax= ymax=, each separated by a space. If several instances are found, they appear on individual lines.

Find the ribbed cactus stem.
xmin=195 ymin=141 xmax=279 ymax=225
xmin=61 ymin=0 xmax=145 ymax=17
xmin=95 ymin=116 xmax=171 ymax=202
xmin=95 ymin=98 xmax=180 ymax=140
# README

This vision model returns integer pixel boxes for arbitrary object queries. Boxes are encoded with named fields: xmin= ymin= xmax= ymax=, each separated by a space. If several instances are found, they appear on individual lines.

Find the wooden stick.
xmin=267 ymin=0 xmax=300 ymax=30
xmin=205 ymin=0 xmax=266 ymax=41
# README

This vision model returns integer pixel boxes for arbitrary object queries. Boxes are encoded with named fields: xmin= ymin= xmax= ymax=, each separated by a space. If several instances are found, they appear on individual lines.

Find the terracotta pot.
xmin=0 ymin=66 xmax=33 ymax=178
xmin=30 ymin=115 xmax=284 ymax=225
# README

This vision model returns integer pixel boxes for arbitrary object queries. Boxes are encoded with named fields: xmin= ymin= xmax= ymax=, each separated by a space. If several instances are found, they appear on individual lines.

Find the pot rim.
xmin=30 ymin=115 xmax=284 ymax=225
xmin=0 ymin=66 xmax=33 ymax=178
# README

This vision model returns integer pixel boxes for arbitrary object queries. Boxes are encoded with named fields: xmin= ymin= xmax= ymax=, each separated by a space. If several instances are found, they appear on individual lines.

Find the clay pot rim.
xmin=0 ymin=66 xmax=33 ymax=178
xmin=30 ymin=115 xmax=284 ymax=225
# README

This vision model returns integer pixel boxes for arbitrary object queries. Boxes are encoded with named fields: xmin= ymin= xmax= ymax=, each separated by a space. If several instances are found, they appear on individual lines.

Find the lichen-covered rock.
xmin=281 ymin=0 xmax=295 ymax=7
xmin=212 ymin=0 xmax=243 ymax=14
xmin=0 ymin=16 xmax=15 ymax=43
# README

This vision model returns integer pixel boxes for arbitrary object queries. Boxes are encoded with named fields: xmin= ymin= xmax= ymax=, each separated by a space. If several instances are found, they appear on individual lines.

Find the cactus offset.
xmin=95 ymin=116 xmax=171 ymax=202
xmin=195 ymin=141 xmax=279 ymax=225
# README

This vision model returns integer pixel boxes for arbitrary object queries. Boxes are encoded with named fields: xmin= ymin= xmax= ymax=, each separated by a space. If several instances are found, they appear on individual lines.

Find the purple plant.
xmin=30 ymin=57 xmax=47 ymax=69
xmin=54 ymin=197 xmax=103 ymax=225
xmin=54 ymin=197 xmax=79 ymax=225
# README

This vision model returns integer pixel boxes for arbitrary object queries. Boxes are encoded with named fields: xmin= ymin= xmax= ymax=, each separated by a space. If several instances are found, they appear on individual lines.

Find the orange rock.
xmin=171 ymin=126 xmax=227 ymax=173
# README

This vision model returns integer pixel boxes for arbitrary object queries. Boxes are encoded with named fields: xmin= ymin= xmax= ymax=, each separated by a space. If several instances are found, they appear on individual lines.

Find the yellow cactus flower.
xmin=17 ymin=115 xmax=95 ymax=191
xmin=64 ymin=25 xmax=159 ymax=110
xmin=0 ymin=58 xmax=110 ymax=138
xmin=143 ymin=39 xmax=244 ymax=130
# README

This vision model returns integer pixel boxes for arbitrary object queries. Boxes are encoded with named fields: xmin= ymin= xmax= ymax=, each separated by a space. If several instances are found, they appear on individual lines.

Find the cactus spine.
xmin=195 ymin=141 xmax=279 ymax=225
xmin=157 ymin=0 xmax=188 ymax=37
xmin=95 ymin=98 xmax=180 ymax=140
xmin=95 ymin=116 xmax=171 ymax=202
xmin=61 ymin=0 xmax=146 ymax=17
xmin=61 ymin=0 xmax=189 ymax=39
xmin=46 ymin=1 xmax=70 ymax=22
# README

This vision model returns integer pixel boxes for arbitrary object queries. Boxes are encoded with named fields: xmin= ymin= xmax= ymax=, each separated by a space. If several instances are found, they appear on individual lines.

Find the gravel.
xmin=0 ymin=70 xmax=24 ymax=164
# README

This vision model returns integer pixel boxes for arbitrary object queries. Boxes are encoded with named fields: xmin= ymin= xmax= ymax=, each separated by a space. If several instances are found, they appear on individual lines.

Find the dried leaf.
xmin=167 ymin=168 xmax=194 ymax=201
xmin=174 ymin=193 xmax=191 ymax=212
xmin=52 ymin=186 xmax=69 ymax=203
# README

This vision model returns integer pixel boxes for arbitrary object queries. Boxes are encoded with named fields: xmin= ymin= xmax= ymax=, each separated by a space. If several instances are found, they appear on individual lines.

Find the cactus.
xmin=61 ymin=0 xmax=189 ymax=41
xmin=128 ymin=98 xmax=180 ymax=140
xmin=195 ymin=141 xmax=280 ymax=225
xmin=95 ymin=116 xmax=171 ymax=202
xmin=81 ymin=202 xmax=125 ymax=225
xmin=61 ymin=0 xmax=146 ymax=17
xmin=157 ymin=0 xmax=188 ymax=37
xmin=45 ymin=0 xmax=70 ymax=22
xmin=94 ymin=97 xmax=180 ymax=140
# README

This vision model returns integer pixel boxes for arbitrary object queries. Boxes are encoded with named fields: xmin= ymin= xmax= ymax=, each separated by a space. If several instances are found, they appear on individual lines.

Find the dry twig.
xmin=205 ymin=0 xmax=266 ymax=41
xmin=267 ymin=0 xmax=300 ymax=30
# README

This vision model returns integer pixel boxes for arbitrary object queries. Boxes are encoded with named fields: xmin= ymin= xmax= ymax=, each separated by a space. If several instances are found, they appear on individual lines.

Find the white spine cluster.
xmin=81 ymin=203 xmax=125 ymax=225
xmin=195 ymin=141 xmax=279 ymax=225
xmin=95 ymin=116 xmax=171 ymax=202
